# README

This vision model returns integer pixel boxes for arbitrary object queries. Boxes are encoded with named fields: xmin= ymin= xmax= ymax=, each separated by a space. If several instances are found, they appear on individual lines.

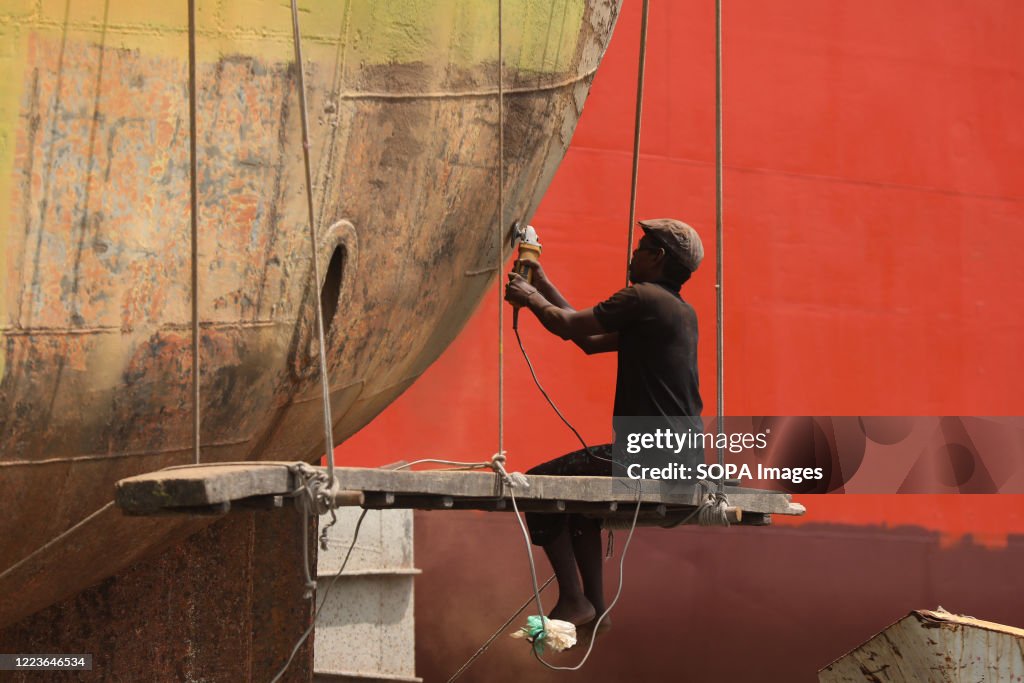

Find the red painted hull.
xmin=411 ymin=512 xmax=1024 ymax=683
xmin=339 ymin=0 xmax=1024 ymax=678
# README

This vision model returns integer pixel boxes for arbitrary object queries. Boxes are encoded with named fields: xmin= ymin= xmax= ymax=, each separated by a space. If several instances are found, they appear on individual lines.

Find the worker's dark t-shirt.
xmin=592 ymin=282 xmax=702 ymax=419
xmin=525 ymin=281 xmax=702 ymax=544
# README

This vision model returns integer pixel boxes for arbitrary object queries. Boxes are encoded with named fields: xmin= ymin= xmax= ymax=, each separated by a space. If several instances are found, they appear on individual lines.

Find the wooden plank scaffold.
xmin=114 ymin=463 xmax=805 ymax=528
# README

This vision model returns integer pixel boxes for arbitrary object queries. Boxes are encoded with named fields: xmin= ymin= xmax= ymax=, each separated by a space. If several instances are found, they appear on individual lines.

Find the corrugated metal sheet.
xmin=820 ymin=609 xmax=1024 ymax=682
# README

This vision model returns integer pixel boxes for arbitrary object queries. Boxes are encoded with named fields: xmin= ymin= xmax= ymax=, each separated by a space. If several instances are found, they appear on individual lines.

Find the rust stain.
xmin=0 ymin=0 xmax=621 ymax=628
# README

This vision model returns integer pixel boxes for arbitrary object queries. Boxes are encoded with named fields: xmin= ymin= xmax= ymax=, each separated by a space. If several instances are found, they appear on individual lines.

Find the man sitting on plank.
xmin=504 ymin=218 xmax=705 ymax=631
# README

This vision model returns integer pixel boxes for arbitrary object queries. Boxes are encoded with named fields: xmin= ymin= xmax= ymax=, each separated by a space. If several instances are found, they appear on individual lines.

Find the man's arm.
xmin=519 ymin=260 xmax=573 ymax=311
xmin=505 ymin=273 xmax=618 ymax=354
xmin=534 ymin=275 xmax=573 ymax=311
xmin=512 ymin=263 xmax=618 ymax=353
xmin=575 ymin=330 xmax=619 ymax=355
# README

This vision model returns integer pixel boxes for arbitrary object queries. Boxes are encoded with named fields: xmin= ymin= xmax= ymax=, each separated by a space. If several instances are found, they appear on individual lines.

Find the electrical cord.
xmin=444 ymin=574 xmax=556 ymax=683
xmin=533 ymin=482 xmax=642 ymax=671
xmin=496 ymin=320 xmax=644 ymax=673
xmin=512 ymin=326 xmax=613 ymax=465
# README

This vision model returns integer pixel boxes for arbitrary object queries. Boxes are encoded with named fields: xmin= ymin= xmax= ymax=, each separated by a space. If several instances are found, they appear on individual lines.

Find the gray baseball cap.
xmin=638 ymin=218 xmax=704 ymax=272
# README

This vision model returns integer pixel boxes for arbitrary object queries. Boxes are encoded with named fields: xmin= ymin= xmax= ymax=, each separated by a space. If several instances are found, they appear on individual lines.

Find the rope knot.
xmin=288 ymin=462 xmax=341 ymax=516
xmin=489 ymin=451 xmax=530 ymax=490
xmin=695 ymin=479 xmax=731 ymax=527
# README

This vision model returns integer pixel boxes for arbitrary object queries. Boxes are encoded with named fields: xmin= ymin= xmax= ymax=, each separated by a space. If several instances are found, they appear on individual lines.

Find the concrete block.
xmin=315 ymin=574 xmax=416 ymax=677
xmin=318 ymin=507 xmax=415 ymax=576
xmin=316 ymin=508 xmax=418 ymax=681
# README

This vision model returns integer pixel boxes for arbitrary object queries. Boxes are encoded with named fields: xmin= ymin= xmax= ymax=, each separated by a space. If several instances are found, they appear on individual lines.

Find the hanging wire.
xmin=530 ymin=485 xmax=643 ymax=672
xmin=513 ymin=328 xmax=610 ymax=463
xmin=290 ymin=0 xmax=338 ymax=488
xmin=187 ymin=0 xmax=201 ymax=465
xmin=714 ymin=0 xmax=726 ymax=484
xmin=497 ymin=0 xmax=505 ymax=460
xmin=270 ymin=509 xmax=369 ymax=683
xmin=451 ymin=4 xmax=654 ymax=678
xmin=445 ymin=575 xmax=556 ymax=683
xmin=624 ymin=0 xmax=651 ymax=286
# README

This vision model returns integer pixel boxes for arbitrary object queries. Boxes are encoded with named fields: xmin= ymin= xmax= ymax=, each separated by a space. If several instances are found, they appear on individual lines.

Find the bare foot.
xmin=576 ymin=613 xmax=612 ymax=644
xmin=548 ymin=596 xmax=596 ymax=626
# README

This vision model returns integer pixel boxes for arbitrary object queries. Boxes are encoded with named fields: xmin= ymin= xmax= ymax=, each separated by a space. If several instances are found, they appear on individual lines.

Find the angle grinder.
xmin=509 ymin=222 xmax=542 ymax=330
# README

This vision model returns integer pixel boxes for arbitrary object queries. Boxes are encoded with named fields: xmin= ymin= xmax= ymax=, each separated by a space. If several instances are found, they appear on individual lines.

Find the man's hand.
xmin=513 ymin=259 xmax=547 ymax=284
xmin=504 ymin=271 xmax=612 ymax=348
xmin=504 ymin=272 xmax=540 ymax=308
xmin=505 ymin=272 xmax=540 ymax=307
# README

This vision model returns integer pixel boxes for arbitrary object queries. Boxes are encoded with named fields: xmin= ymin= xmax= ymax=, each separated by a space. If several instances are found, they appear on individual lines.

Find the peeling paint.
xmin=0 ymin=0 xmax=622 ymax=627
xmin=0 ymin=24 xmax=31 ymax=382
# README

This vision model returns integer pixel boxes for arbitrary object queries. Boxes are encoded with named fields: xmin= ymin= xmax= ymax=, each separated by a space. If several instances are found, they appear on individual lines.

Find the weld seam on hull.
xmin=0 ymin=320 xmax=288 ymax=336
xmin=464 ymin=266 xmax=498 ymax=276
xmin=330 ymin=68 xmax=599 ymax=100
xmin=0 ymin=438 xmax=254 ymax=467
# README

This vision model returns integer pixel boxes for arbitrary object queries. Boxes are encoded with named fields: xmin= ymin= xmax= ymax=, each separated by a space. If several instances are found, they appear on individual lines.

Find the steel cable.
xmin=624 ymin=0 xmax=651 ymax=286
xmin=289 ymin=0 xmax=338 ymax=489
xmin=187 ymin=0 xmax=200 ymax=465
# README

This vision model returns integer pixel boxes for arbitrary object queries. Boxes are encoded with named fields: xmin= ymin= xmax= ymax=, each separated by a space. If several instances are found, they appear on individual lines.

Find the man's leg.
xmin=525 ymin=445 xmax=613 ymax=626
xmin=541 ymin=524 xmax=596 ymax=625
xmin=569 ymin=516 xmax=605 ymax=614
xmin=525 ymin=503 xmax=598 ymax=626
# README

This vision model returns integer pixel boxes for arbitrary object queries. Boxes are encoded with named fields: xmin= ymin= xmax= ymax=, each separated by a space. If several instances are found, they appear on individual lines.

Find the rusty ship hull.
xmin=0 ymin=0 xmax=622 ymax=627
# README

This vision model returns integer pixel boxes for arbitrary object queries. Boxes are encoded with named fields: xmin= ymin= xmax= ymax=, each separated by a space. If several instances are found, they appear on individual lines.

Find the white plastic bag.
xmin=510 ymin=615 xmax=577 ymax=654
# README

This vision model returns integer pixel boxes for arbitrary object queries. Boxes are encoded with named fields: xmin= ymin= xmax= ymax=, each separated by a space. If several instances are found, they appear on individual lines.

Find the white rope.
xmin=664 ymin=479 xmax=731 ymax=528
xmin=287 ymin=462 xmax=338 ymax=597
xmin=393 ymin=459 xmax=495 ymax=472
xmin=490 ymin=456 xmax=547 ymax=621
xmin=697 ymin=477 xmax=731 ymax=527
xmin=289 ymin=0 xmax=339 ymax=492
